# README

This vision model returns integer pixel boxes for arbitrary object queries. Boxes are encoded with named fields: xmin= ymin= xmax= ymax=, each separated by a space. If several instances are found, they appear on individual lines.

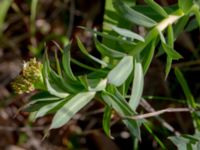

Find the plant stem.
xmin=123 ymin=107 xmax=191 ymax=120
xmin=156 ymin=10 xmax=184 ymax=32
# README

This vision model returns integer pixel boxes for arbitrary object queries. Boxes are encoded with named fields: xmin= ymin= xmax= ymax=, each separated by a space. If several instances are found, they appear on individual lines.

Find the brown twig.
xmin=123 ymin=107 xmax=191 ymax=120
xmin=139 ymin=99 xmax=181 ymax=135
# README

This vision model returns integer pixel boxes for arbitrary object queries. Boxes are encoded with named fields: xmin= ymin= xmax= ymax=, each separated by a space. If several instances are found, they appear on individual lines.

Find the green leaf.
xmin=174 ymin=68 xmax=196 ymax=108
xmin=50 ymin=92 xmax=95 ymax=129
xmin=26 ymin=101 xmax=58 ymax=112
xmin=89 ymin=78 xmax=107 ymax=92
xmin=103 ymin=105 xmax=113 ymax=139
xmin=44 ymin=50 xmax=83 ymax=94
xmin=133 ymin=5 xmax=168 ymax=22
xmin=79 ymin=26 xmax=134 ymax=45
xmin=87 ymin=69 xmax=108 ymax=79
xmin=101 ymin=91 xmax=141 ymax=139
xmin=142 ymin=38 xmax=156 ymax=74
xmin=169 ymin=134 xmax=200 ymax=150
xmin=129 ymin=28 xmax=159 ymax=56
xmin=78 ymin=76 xmax=107 ymax=92
xmin=54 ymin=48 xmax=62 ymax=76
xmin=78 ymin=75 xmax=89 ymax=90
xmin=165 ymin=25 xmax=174 ymax=79
xmin=178 ymin=0 xmax=193 ymax=14
xmin=144 ymin=122 xmax=167 ymax=149
xmin=144 ymin=0 xmax=168 ymax=17
xmin=94 ymin=37 xmax=127 ymax=58
xmin=76 ymin=37 xmax=108 ymax=67
xmin=62 ymin=44 xmax=77 ymax=81
xmin=49 ymin=66 xmax=84 ymax=94
xmin=113 ymin=0 xmax=157 ymax=28
xmin=43 ymin=61 xmax=69 ymax=98
xmin=71 ymin=58 xmax=107 ymax=73
xmin=167 ymin=25 xmax=174 ymax=47
xmin=35 ymin=100 xmax=64 ymax=119
xmin=0 ymin=0 xmax=12 ymax=35
xmin=30 ymin=91 xmax=61 ymax=102
xmin=108 ymin=56 xmax=133 ymax=86
xmin=165 ymin=57 xmax=172 ymax=79
xmin=193 ymin=5 xmax=200 ymax=26
xmin=174 ymin=15 xmax=189 ymax=39
xmin=129 ymin=60 xmax=144 ymax=111
xmin=174 ymin=68 xmax=200 ymax=131
xmin=111 ymin=26 xmax=144 ymax=41
xmin=186 ymin=19 xmax=199 ymax=32
xmin=159 ymin=30 xmax=166 ymax=44
xmin=162 ymin=42 xmax=183 ymax=60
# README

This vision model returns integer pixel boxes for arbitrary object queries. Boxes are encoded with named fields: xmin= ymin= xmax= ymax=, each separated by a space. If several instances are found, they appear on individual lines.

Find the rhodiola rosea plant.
xmin=12 ymin=0 xmax=200 ymax=149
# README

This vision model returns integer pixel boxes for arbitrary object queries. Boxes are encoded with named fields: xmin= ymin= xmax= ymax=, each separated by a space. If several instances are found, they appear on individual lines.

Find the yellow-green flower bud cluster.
xmin=22 ymin=58 xmax=43 ymax=83
xmin=11 ymin=76 xmax=35 ymax=94
xmin=11 ymin=58 xmax=43 ymax=94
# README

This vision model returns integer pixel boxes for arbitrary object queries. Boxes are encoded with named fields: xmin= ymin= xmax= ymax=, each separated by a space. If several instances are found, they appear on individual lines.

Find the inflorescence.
xmin=11 ymin=58 xmax=43 ymax=94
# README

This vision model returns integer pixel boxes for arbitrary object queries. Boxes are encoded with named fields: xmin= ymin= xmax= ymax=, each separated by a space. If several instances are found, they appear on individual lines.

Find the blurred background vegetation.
xmin=0 ymin=0 xmax=200 ymax=149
